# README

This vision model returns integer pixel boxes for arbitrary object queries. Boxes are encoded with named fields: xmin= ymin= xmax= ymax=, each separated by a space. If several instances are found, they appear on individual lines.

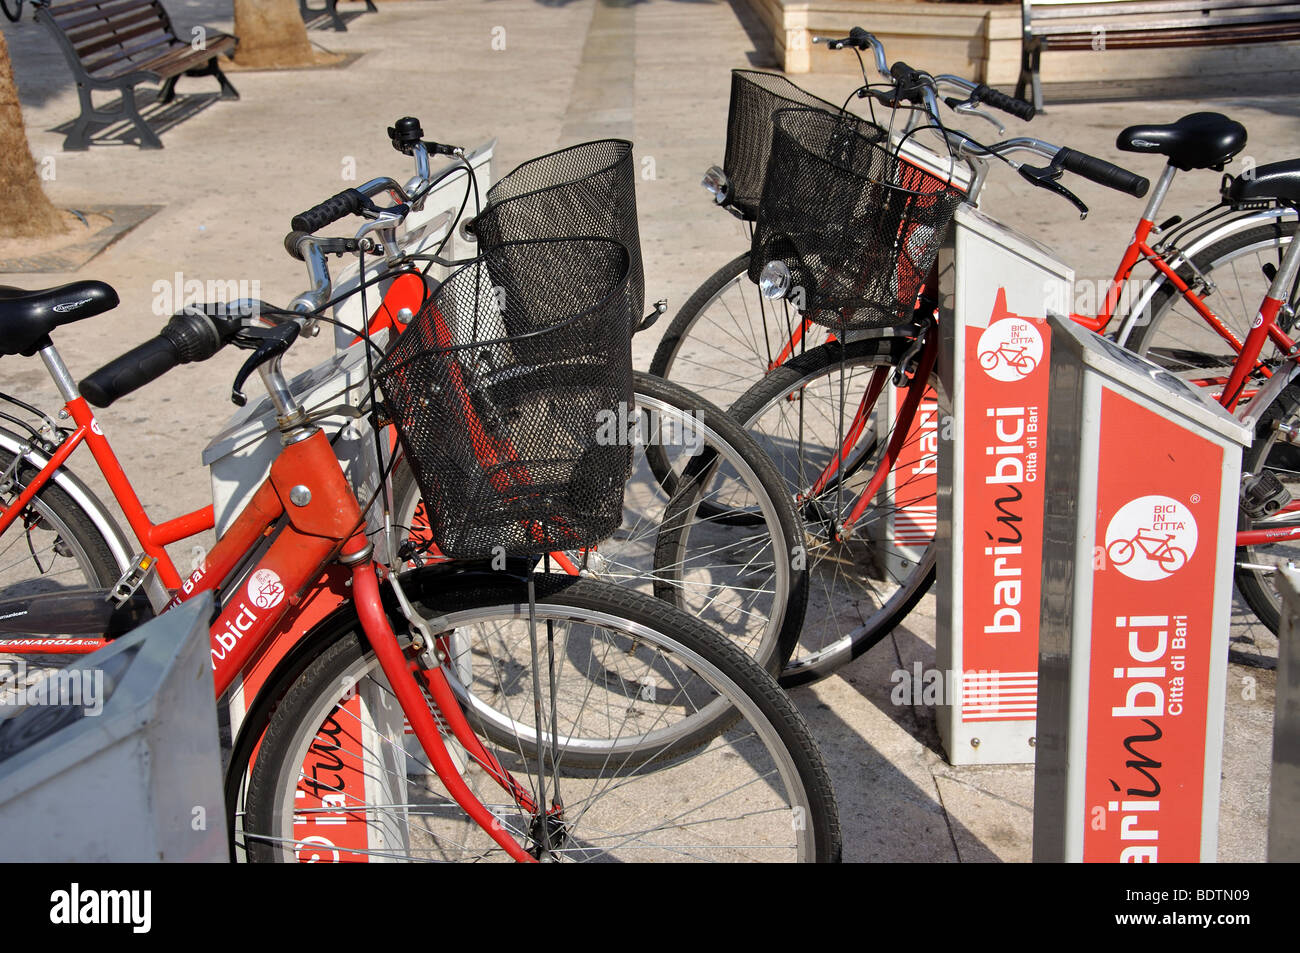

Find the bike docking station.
xmin=1032 ymin=312 xmax=1248 ymax=862
xmin=0 ymin=595 xmax=227 ymax=861
xmin=935 ymin=202 xmax=1071 ymax=766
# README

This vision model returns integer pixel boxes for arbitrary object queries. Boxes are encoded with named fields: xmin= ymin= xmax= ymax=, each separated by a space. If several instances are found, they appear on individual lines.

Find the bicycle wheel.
xmin=1235 ymin=379 xmax=1300 ymax=634
xmin=648 ymin=252 xmax=835 ymax=411
xmin=1106 ymin=538 xmax=1136 ymax=567
xmin=0 ymin=448 xmax=119 ymax=600
xmin=728 ymin=336 xmax=939 ymax=685
xmin=1125 ymin=219 xmax=1298 ymax=381
xmin=390 ymin=371 xmax=808 ymax=676
xmin=241 ymin=572 xmax=841 ymax=862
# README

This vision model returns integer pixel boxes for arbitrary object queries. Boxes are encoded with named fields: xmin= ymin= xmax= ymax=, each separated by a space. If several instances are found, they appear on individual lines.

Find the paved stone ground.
xmin=3 ymin=0 xmax=1294 ymax=861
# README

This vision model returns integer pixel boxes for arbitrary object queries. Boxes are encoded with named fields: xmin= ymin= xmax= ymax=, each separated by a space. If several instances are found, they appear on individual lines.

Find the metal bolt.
xmin=289 ymin=485 xmax=311 ymax=506
xmin=1028 ymin=736 xmax=1036 ymax=748
xmin=970 ymin=737 xmax=981 ymax=748
xmin=396 ymin=307 xmax=414 ymax=326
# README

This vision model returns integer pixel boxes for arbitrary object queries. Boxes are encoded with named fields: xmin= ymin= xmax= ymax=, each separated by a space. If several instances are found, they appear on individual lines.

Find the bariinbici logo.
xmin=1104 ymin=495 xmax=1198 ymax=581
xmin=248 ymin=568 xmax=285 ymax=610
xmin=977 ymin=317 xmax=1044 ymax=382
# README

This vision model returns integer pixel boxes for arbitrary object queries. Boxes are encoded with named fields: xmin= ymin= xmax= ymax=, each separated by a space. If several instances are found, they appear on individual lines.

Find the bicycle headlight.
xmin=758 ymin=260 xmax=792 ymax=301
xmin=701 ymin=166 xmax=729 ymax=205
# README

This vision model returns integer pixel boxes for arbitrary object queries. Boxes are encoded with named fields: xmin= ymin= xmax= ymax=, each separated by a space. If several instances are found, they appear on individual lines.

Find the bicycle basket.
xmin=749 ymin=107 xmax=963 ymax=331
xmin=375 ymin=237 xmax=635 ymax=560
xmin=723 ymin=70 xmax=865 ymax=221
xmin=471 ymin=139 xmax=644 ymax=323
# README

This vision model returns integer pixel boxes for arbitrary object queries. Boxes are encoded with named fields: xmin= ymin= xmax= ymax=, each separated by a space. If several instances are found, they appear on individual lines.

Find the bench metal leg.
xmin=1015 ymin=45 xmax=1045 ymax=115
xmin=63 ymin=81 xmax=161 ymax=150
xmin=122 ymin=86 xmax=164 ymax=149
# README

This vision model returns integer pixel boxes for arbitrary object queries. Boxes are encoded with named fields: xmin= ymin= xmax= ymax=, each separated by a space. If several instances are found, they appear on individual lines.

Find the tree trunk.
xmin=233 ymin=0 xmax=318 ymax=68
xmin=0 ymin=33 xmax=66 ymax=239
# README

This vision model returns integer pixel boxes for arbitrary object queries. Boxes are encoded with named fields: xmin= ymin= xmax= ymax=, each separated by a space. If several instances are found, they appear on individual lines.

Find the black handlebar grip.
xmin=78 ymin=311 xmax=223 ymax=407
xmin=290 ymin=188 xmax=367 ymax=233
xmin=1056 ymin=147 xmax=1150 ymax=198
xmin=971 ymin=84 xmax=1035 ymax=121
xmin=890 ymin=60 xmax=921 ymax=83
xmin=79 ymin=335 xmax=181 ymax=408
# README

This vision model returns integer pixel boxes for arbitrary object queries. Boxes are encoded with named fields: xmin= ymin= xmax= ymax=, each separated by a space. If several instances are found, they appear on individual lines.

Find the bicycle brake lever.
xmin=1017 ymin=162 xmax=1089 ymax=220
xmin=229 ymin=323 xmax=300 ymax=406
xmin=943 ymin=96 xmax=1004 ymax=134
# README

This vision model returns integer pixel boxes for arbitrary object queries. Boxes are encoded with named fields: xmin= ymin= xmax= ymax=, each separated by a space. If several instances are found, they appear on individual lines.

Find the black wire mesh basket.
xmin=375 ymin=237 xmax=635 ymax=559
xmin=722 ymin=70 xmax=858 ymax=221
xmin=749 ymin=107 xmax=964 ymax=331
xmin=470 ymin=139 xmax=645 ymax=323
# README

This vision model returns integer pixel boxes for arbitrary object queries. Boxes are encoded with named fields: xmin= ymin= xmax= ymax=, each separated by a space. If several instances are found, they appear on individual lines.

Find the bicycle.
xmin=0 ymin=174 xmax=841 ymax=861
xmin=650 ymin=36 xmax=1294 ymax=412
xmin=727 ymin=31 xmax=1300 ymax=646
xmin=319 ymin=127 xmax=812 ymax=678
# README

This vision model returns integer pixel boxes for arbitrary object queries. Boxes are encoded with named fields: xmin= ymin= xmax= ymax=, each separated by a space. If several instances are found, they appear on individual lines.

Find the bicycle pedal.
xmin=108 ymin=553 xmax=157 ymax=608
xmin=1242 ymin=470 xmax=1290 ymax=519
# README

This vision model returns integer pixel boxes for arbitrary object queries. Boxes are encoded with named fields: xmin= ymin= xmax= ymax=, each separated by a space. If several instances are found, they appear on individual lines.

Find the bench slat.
xmin=72 ymin=10 xmax=166 ymax=57
xmin=80 ymin=29 xmax=172 ymax=72
xmin=59 ymin=0 xmax=155 ymax=33
xmin=1027 ymin=0 xmax=1298 ymax=16
xmin=1047 ymin=23 xmax=1300 ymax=48
xmin=1034 ymin=9 xmax=1300 ymax=37
xmin=51 ymin=0 xmax=153 ymax=20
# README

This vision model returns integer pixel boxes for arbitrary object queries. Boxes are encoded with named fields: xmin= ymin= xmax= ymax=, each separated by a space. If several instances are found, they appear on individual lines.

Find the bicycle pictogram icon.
xmin=1104 ymin=495 xmax=1199 ymax=581
xmin=978 ymin=342 xmax=1038 ymax=377
xmin=975 ymin=316 xmax=1043 ymax=383
xmin=1106 ymin=529 xmax=1188 ymax=573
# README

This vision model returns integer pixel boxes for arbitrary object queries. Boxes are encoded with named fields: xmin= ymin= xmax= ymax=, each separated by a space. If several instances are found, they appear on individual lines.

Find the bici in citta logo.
xmin=1104 ymin=495 xmax=1198 ymax=581
xmin=976 ymin=317 xmax=1044 ymax=383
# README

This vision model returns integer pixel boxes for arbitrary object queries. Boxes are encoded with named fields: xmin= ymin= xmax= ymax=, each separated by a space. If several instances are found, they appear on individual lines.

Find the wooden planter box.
xmin=745 ymin=0 xmax=1300 ymax=88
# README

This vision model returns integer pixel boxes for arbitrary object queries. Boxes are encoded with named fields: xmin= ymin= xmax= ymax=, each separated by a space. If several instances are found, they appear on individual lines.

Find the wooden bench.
xmin=32 ymin=0 xmax=239 ymax=150
xmin=1016 ymin=0 xmax=1300 ymax=111
xmin=300 ymin=0 xmax=378 ymax=33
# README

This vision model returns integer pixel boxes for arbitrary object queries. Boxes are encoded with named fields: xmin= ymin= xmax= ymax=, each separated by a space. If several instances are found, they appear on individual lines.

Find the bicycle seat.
xmin=1226 ymin=158 xmax=1300 ymax=206
xmin=0 ymin=280 xmax=118 ymax=357
xmin=1115 ymin=113 xmax=1247 ymax=172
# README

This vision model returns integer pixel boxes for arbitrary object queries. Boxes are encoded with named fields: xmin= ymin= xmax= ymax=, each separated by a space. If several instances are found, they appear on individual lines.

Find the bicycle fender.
xmin=0 ymin=426 xmax=134 ymax=576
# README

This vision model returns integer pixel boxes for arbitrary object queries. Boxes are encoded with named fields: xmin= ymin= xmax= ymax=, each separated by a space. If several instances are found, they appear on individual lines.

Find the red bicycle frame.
xmin=4 ymin=414 xmax=543 ymax=862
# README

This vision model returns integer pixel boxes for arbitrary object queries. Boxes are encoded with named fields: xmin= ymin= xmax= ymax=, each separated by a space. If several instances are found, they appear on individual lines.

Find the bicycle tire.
xmin=728 ymin=336 xmax=939 ymax=685
xmin=1125 ymin=220 xmax=1298 ymax=376
xmin=1235 ymin=378 xmax=1300 ymax=634
xmin=242 ymin=571 xmax=842 ymax=862
xmin=0 ymin=448 xmax=119 ymax=603
xmin=391 ymin=371 xmax=808 ymax=677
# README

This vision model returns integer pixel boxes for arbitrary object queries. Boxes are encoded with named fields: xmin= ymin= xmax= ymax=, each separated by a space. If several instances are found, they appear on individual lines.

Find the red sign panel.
xmin=1084 ymin=389 xmax=1223 ymax=862
xmin=960 ymin=288 xmax=1051 ymax=722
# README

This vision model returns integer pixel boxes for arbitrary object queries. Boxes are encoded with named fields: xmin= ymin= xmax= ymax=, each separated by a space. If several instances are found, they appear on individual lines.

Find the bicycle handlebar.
xmin=1056 ymin=147 xmax=1149 ymax=198
xmin=968 ymin=84 xmax=1035 ymax=122
xmin=290 ymin=188 xmax=372 ymax=234
xmin=79 ymin=307 xmax=245 ymax=408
